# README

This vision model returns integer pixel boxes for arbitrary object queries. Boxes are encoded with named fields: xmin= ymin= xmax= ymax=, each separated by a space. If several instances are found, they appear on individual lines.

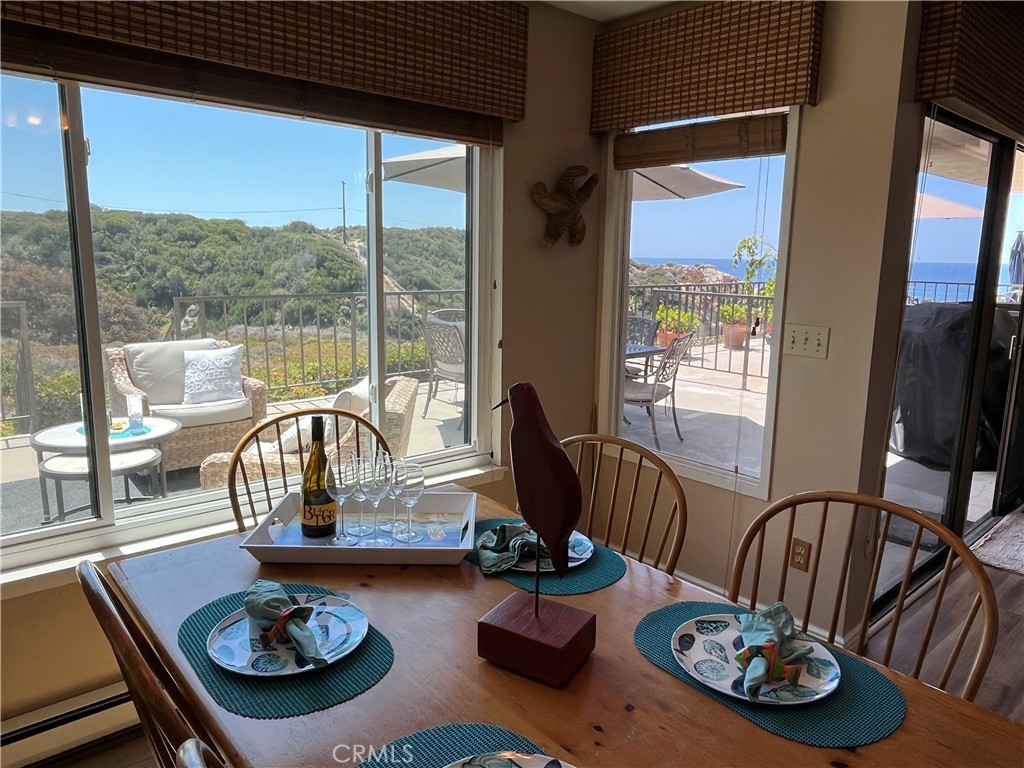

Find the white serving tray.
xmin=239 ymin=490 xmax=477 ymax=565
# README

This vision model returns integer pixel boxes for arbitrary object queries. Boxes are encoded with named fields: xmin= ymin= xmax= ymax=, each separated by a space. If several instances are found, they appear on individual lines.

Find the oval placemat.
xmin=177 ymin=583 xmax=393 ymax=719
xmin=467 ymin=518 xmax=626 ymax=595
xmin=634 ymin=600 xmax=906 ymax=748
xmin=360 ymin=722 xmax=545 ymax=768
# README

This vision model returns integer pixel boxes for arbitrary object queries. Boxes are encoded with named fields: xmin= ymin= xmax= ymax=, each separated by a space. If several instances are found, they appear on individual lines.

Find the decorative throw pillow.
xmin=252 ymin=414 xmax=336 ymax=455
xmin=182 ymin=345 xmax=245 ymax=404
xmin=331 ymin=376 xmax=371 ymax=415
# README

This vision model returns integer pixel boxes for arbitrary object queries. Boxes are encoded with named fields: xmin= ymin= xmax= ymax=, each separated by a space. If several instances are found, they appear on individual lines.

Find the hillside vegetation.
xmin=0 ymin=209 xmax=466 ymax=343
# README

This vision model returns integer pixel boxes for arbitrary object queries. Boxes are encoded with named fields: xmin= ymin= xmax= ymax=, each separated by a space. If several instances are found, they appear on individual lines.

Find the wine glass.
xmin=393 ymin=463 xmax=424 ymax=544
xmin=357 ymin=455 xmax=392 ymax=548
xmin=326 ymin=453 xmax=358 ymax=546
xmin=379 ymin=455 xmax=404 ymax=533
xmin=344 ymin=456 xmax=373 ymax=537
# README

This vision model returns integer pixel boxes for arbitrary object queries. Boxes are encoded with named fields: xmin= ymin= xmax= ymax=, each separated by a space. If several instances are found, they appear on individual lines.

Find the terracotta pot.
xmin=722 ymin=322 xmax=748 ymax=350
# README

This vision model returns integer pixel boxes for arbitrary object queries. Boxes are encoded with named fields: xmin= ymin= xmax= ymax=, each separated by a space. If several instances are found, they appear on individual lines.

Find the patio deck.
xmin=0 ymin=341 xmax=769 ymax=535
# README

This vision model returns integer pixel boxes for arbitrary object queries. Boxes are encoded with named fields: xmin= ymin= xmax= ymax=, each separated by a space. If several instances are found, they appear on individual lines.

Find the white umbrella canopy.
xmin=915 ymin=191 xmax=983 ymax=219
xmin=382 ymin=146 xmax=746 ymax=201
xmin=631 ymin=165 xmax=744 ymax=200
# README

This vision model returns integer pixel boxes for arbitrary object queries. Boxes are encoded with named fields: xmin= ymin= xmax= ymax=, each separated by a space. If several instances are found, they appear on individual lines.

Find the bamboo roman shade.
xmin=917 ymin=2 xmax=1024 ymax=141
xmin=0 ymin=1 xmax=528 ymax=145
xmin=615 ymin=113 xmax=787 ymax=170
xmin=591 ymin=1 xmax=823 ymax=134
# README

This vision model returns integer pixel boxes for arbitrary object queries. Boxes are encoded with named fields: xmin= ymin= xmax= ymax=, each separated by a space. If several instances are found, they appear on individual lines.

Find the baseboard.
xmin=0 ymin=684 xmax=139 ymax=768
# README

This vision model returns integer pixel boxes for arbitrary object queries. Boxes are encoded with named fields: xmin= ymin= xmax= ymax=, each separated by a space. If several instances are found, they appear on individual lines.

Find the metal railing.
xmin=169 ymin=290 xmax=465 ymax=398
xmin=0 ymin=301 xmax=36 ymax=432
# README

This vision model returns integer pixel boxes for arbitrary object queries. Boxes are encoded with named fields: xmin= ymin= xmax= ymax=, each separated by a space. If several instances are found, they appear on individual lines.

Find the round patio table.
xmin=30 ymin=417 xmax=181 ymax=524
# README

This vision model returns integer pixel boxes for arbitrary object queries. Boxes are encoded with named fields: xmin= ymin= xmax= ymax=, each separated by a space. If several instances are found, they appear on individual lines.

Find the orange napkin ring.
xmin=259 ymin=605 xmax=314 ymax=645
xmin=736 ymin=641 xmax=802 ymax=686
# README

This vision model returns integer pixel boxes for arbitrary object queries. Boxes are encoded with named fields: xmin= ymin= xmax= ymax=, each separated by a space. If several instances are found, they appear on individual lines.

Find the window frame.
xmin=597 ymin=107 xmax=801 ymax=500
xmin=0 ymin=70 xmax=500 ymax=564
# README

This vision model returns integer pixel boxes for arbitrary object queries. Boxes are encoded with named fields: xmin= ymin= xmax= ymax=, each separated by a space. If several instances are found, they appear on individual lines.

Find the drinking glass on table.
xmin=379 ymin=454 xmax=404 ymax=533
xmin=392 ymin=463 xmax=424 ymax=544
xmin=326 ymin=453 xmax=358 ymax=546
xmin=357 ymin=455 xmax=392 ymax=548
xmin=344 ymin=456 xmax=373 ymax=537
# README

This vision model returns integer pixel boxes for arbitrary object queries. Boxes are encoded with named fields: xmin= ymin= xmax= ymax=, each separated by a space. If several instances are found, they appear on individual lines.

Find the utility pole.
xmin=341 ymin=181 xmax=348 ymax=243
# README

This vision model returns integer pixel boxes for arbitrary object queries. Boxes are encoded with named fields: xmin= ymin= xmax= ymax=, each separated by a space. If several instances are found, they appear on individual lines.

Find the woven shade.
xmin=917 ymin=2 xmax=1024 ymax=141
xmin=615 ymin=114 xmax=787 ymax=170
xmin=591 ymin=1 xmax=822 ymax=134
xmin=0 ymin=1 xmax=527 ymax=123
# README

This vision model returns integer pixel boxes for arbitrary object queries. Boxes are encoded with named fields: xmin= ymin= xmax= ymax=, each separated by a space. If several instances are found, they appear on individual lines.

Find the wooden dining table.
xmin=108 ymin=491 xmax=1023 ymax=767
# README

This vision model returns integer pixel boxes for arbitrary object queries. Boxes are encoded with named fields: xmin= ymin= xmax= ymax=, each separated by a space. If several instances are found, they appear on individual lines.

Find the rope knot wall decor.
xmin=530 ymin=165 xmax=599 ymax=247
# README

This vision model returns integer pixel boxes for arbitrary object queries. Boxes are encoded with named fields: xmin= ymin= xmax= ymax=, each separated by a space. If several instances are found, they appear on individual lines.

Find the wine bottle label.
xmin=301 ymin=501 xmax=336 ymax=527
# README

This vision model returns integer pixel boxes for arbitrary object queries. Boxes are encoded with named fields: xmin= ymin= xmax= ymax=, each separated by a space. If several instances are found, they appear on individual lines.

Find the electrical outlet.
xmin=784 ymin=324 xmax=830 ymax=359
xmin=790 ymin=538 xmax=811 ymax=572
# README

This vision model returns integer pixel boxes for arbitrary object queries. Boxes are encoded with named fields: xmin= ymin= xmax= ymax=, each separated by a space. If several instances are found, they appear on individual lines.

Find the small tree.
xmin=731 ymin=235 xmax=778 ymax=293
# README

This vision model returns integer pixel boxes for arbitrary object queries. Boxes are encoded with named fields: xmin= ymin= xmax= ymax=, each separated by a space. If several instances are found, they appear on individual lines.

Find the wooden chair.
xmin=176 ymin=738 xmax=226 ymax=768
xmin=727 ymin=490 xmax=998 ymax=701
xmin=225 ymin=407 xmax=391 ymax=532
xmin=76 ymin=561 xmax=218 ymax=768
xmin=560 ymin=434 xmax=688 ymax=574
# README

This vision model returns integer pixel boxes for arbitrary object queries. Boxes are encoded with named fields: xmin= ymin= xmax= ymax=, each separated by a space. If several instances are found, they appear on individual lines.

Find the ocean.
xmin=631 ymin=257 xmax=1016 ymax=292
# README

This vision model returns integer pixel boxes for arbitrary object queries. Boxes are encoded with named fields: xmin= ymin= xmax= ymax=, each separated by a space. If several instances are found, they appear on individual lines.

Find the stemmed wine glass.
xmin=326 ymin=453 xmax=358 ymax=546
xmin=379 ymin=455 xmax=404 ymax=533
xmin=357 ymin=455 xmax=392 ymax=548
xmin=392 ymin=463 xmax=424 ymax=544
xmin=344 ymin=456 xmax=374 ymax=537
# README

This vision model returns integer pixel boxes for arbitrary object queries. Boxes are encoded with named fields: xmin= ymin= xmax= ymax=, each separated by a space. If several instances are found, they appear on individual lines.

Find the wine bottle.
xmin=301 ymin=415 xmax=336 ymax=538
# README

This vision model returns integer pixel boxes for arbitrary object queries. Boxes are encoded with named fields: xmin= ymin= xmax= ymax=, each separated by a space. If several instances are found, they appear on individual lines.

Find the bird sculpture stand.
xmin=478 ymin=383 xmax=596 ymax=687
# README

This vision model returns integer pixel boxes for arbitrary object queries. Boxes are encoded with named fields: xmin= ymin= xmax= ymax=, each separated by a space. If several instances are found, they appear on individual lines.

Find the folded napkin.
xmin=735 ymin=602 xmax=813 ymax=701
xmin=476 ymin=523 xmax=548 ymax=574
xmin=243 ymin=580 xmax=328 ymax=667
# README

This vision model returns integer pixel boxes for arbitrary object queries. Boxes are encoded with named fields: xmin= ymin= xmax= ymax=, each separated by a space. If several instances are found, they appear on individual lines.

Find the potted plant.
xmin=655 ymin=305 xmax=695 ymax=346
xmin=732 ymin=235 xmax=778 ymax=335
xmin=718 ymin=303 xmax=748 ymax=349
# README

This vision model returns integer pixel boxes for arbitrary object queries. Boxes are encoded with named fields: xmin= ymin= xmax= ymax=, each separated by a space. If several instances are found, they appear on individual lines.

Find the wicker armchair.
xmin=104 ymin=340 xmax=267 ymax=473
xmin=198 ymin=375 xmax=419 ymax=492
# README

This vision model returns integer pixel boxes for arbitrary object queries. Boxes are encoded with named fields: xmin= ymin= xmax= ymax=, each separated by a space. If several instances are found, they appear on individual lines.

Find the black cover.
xmin=890 ymin=303 xmax=1014 ymax=471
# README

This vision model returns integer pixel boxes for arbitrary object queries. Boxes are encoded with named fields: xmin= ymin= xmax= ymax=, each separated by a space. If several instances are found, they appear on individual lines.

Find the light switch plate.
xmin=784 ymin=324 xmax=830 ymax=359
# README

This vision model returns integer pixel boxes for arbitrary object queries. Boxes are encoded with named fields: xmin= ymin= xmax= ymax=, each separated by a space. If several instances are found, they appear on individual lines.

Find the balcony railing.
xmin=168 ymin=290 xmax=465 ymax=400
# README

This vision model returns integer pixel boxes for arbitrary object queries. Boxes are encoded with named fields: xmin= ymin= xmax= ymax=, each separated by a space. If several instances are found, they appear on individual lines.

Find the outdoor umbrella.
xmin=383 ymin=145 xmax=745 ymax=200
xmin=914 ymin=191 xmax=983 ymax=219
xmin=1010 ymin=230 xmax=1024 ymax=285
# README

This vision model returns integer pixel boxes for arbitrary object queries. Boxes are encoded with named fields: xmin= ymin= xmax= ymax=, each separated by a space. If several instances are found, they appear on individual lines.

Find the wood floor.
xmin=48 ymin=566 xmax=1024 ymax=768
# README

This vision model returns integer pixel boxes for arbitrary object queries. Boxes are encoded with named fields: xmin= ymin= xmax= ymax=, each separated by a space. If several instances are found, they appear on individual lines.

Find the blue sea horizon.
xmin=631 ymin=257 xmax=1016 ymax=287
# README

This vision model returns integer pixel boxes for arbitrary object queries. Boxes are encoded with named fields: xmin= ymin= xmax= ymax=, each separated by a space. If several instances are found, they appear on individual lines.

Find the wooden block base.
xmin=477 ymin=591 xmax=596 ymax=688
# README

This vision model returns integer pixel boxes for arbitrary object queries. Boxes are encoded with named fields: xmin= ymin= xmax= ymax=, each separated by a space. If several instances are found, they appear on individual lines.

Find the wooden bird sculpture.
xmin=530 ymin=165 xmax=600 ymax=247
xmin=503 ymin=382 xmax=582 ymax=577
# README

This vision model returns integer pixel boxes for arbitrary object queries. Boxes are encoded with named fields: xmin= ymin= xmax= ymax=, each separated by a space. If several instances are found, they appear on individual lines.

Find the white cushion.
xmin=124 ymin=339 xmax=221 ymax=405
xmin=150 ymin=398 xmax=252 ymax=429
xmin=331 ymin=377 xmax=371 ymax=415
xmin=183 ymin=345 xmax=245 ymax=404
xmin=262 ymin=414 xmax=337 ymax=455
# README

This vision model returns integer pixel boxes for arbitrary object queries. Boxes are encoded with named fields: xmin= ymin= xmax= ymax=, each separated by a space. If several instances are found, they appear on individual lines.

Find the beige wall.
xmin=1 ymin=0 xmax=928 ymax=722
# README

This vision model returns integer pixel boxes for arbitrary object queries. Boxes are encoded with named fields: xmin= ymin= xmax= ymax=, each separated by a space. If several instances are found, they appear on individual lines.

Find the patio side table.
xmin=38 ymin=448 xmax=164 ymax=522
xmin=30 ymin=417 xmax=182 ymax=524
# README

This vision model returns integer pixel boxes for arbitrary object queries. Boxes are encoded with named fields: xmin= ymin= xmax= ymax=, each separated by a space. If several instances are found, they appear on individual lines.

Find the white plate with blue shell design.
xmin=445 ymin=754 xmax=576 ymax=768
xmin=206 ymin=594 xmax=368 ymax=677
xmin=508 ymin=530 xmax=595 ymax=572
xmin=670 ymin=614 xmax=841 ymax=705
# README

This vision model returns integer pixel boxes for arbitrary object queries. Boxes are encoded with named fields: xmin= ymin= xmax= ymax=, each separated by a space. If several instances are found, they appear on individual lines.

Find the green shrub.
xmin=655 ymin=305 xmax=696 ymax=333
xmin=35 ymin=370 xmax=82 ymax=428
xmin=719 ymin=304 xmax=748 ymax=324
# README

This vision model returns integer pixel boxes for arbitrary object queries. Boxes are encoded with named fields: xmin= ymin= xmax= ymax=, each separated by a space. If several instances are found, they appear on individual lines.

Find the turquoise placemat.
xmin=634 ymin=601 xmax=906 ymax=747
xmin=360 ymin=723 xmax=547 ymax=768
xmin=467 ymin=518 xmax=626 ymax=595
xmin=177 ymin=583 xmax=393 ymax=719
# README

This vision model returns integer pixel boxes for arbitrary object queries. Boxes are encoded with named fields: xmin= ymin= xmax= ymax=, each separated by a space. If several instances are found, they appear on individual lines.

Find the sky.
xmin=2 ymin=72 xmax=1022 ymax=273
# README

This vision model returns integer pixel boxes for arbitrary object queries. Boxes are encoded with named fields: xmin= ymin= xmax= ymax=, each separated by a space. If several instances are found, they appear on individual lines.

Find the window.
xmin=609 ymin=118 xmax=792 ymax=495
xmin=0 ymin=72 xmax=493 ymax=557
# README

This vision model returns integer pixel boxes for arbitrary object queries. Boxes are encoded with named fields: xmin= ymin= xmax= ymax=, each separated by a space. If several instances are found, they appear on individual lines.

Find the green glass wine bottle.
xmin=301 ymin=415 xmax=336 ymax=538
